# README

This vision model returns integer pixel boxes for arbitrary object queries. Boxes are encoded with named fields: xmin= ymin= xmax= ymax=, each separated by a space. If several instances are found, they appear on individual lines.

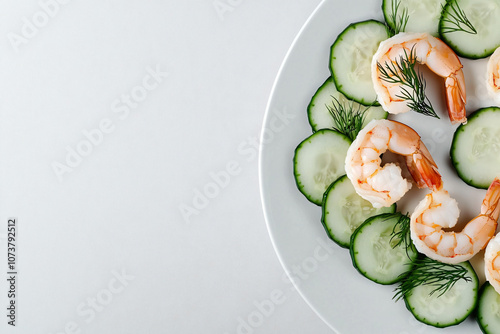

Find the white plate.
xmin=259 ymin=0 xmax=498 ymax=333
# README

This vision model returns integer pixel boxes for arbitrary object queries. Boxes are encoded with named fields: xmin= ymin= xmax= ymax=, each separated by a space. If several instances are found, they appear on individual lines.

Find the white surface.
xmin=0 ymin=0 xmax=334 ymax=333
xmin=261 ymin=1 xmax=499 ymax=334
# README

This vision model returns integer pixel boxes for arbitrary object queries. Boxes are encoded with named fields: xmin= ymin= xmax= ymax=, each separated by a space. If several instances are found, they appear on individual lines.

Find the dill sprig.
xmin=440 ymin=0 xmax=477 ymax=35
xmin=326 ymin=97 xmax=368 ymax=141
xmin=377 ymin=46 xmax=439 ymax=119
xmin=393 ymin=257 xmax=472 ymax=302
xmin=389 ymin=213 xmax=414 ymax=258
xmin=387 ymin=0 xmax=409 ymax=36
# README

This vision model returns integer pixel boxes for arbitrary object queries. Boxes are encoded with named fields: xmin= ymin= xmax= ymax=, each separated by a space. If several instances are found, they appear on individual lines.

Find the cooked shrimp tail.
xmin=405 ymin=141 xmax=442 ymax=191
xmin=445 ymin=71 xmax=467 ymax=124
xmin=481 ymin=177 xmax=500 ymax=220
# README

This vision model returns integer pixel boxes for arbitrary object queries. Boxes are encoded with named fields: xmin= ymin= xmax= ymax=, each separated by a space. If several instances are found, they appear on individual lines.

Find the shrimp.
xmin=487 ymin=46 xmax=500 ymax=98
xmin=344 ymin=119 xmax=442 ymax=208
xmin=485 ymin=233 xmax=500 ymax=294
xmin=411 ymin=177 xmax=500 ymax=264
xmin=371 ymin=32 xmax=467 ymax=124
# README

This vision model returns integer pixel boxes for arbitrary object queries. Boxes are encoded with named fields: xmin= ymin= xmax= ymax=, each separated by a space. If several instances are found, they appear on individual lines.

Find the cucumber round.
xmin=404 ymin=261 xmax=478 ymax=328
xmin=382 ymin=0 xmax=447 ymax=36
xmin=321 ymin=175 xmax=396 ymax=248
xmin=329 ymin=20 xmax=390 ymax=106
xmin=349 ymin=213 xmax=415 ymax=284
xmin=293 ymin=129 xmax=351 ymax=205
xmin=439 ymin=0 xmax=500 ymax=59
xmin=477 ymin=282 xmax=500 ymax=334
xmin=307 ymin=77 xmax=388 ymax=133
xmin=450 ymin=107 xmax=500 ymax=189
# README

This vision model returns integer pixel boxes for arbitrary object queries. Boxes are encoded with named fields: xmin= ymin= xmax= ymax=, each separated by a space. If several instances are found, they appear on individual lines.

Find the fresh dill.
xmin=326 ymin=97 xmax=368 ymax=141
xmin=387 ymin=0 xmax=409 ymax=36
xmin=389 ymin=213 xmax=414 ymax=258
xmin=393 ymin=257 xmax=472 ymax=302
xmin=441 ymin=0 xmax=477 ymax=35
xmin=377 ymin=46 xmax=439 ymax=119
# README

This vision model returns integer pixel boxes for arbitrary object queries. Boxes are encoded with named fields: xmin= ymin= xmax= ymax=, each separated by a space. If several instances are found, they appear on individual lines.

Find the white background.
xmin=0 ymin=0 xmax=335 ymax=333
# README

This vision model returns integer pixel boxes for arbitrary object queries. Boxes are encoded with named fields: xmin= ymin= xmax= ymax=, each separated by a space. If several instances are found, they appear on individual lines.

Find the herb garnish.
xmin=326 ymin=97 xmax=368 ymax=141
xmin=377 ymin=46 xmax=439 ymax=119
xmin=393 ymin=257 xmax=472 ymax=301
xmin=387 ymin=0 xmax=409 ymax=36
xmin=441 ymin=0 xmax=477 ymax=35
xmin=389 ymin=213 xmax=414 ymax=258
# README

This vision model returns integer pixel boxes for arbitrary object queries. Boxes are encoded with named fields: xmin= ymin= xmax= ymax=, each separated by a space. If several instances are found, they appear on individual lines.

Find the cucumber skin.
xmin=382 ymin=0 xmax=446 ymax=37
xmin=320 ymin=177 xmax=396 ymax=248
xmin=477 ymin=282 xmax=492 ymax=334
xmin=477 ymin=282 xmax=499 ymax=334
xmin=349 ymin=212 xmax=415 ymax=286
xmin=381 ymin=0 xmax=396 ymax=34
xmin=439 ymin=36 xmax=496 ymax=60
xmin=329 ymin=19 xmax=387 ymax=106
xmin=450 ymin=120 xmax=477 ymax=189
xmin=450 ymin=107 xmax=500 ymax=189
xmin=320 ymin=175 xmax=350 ymax=248
xmin=307 ymin=77 xmax=335 ymax=132
xmin=438 ymin=31 xmax=497 ymax=59
xmin=293 ymin=129 xmax=352 ymax=205
xmin=403 ymin=261 xmax=479 ymax=328
xmin=307 ymin=77 xmax=388 ymax=133
xmin=438 ymin=0 xmax=500 ymax=59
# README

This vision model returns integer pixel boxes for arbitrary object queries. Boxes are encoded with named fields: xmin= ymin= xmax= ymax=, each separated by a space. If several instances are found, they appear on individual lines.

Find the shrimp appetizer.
xmin=372 ymin=32 xmax=467 ymax=124
xmin=344 ymin=119 xmax=441 ymax=208
xmin=487 ymin=46 xmax=500 ymax=98
xmin=411 ymin=177 xmax=500 ymax=264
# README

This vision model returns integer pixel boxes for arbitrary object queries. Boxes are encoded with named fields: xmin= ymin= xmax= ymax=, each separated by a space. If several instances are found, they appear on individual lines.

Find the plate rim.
xmin=257 ymin=0 xmax=337 ymax=332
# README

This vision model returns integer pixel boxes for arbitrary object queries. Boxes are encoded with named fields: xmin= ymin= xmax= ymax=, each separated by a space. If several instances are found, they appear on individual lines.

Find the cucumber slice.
xmin=382 ymin=0 xmax=447 ymax=36
xmin=477 ymin=282 xmax=500 ymax=334
xmin=450 ymin=107 xmax=500 ymax=189
xmin=439 ymin=0 xmax=500 ymax=59
xmin=321 ymin=176 xmax=396 ymax=248
xmin=329 ymin=20 xmax=390 ymax=106
xmin=293 ymin=129 xmax=351 ymax=205
xmin=349 ymin=213 xmax=415 ymax=284
xmin=404 ymin=261 xmax=478 ymax=328
xmin=307 ymin=77 xmax=388 ymax=133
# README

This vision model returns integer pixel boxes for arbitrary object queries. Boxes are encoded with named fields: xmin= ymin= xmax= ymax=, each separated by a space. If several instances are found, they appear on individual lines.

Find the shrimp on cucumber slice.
xmin=411 ymin=177 xmax=500 ymax=264
xmin=372 ymin=32 xmax=467 ymax=124
xmin=344 ymin=119 xmax=442 ymax=209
